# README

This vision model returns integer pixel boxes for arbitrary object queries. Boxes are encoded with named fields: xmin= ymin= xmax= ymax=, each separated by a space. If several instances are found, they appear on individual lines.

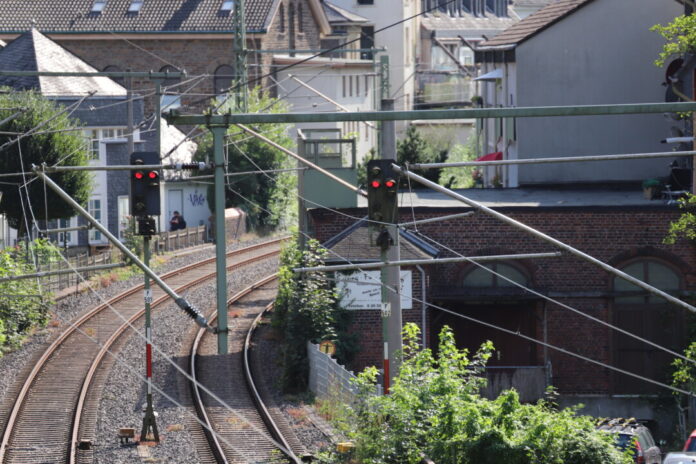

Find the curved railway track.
xmin=0 ymin=237 xmax=286 ymax=464
xmin=190 ymin=275 xmax=305 ymax=463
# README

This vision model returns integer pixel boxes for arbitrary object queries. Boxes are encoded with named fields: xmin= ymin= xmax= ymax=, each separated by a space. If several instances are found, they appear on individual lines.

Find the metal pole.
xmin=410 ymin=150 xmax=696 ymax=169
xmin=297 ymin=135 xmax=307 ymax=251
xmin=167 ymin=101 xmax=696 ymax=125
xmin=293 ymin=252 xmax=562 ymax=273
xmin=380 ymin=98 xmax=400 ymax=393
xmin=140 ymin=235 xmax=160 ymax=442
xmin=34 ymin=168 xmax=213 ymax=328
xmin=233 ymin=0 xmax=248 ymax=112
xmin=395 ymin=165 xmax=696 ymax=314
xmin=211 ymin=126 xmax=229 ymax=355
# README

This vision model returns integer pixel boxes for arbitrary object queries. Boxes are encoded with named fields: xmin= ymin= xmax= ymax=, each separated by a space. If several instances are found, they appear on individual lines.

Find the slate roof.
xmin=477 ymin=0 xmax=594 ymax=49
xmin=421 ymin=11 xmax=518 ymax=36
xmin=323 ymin=219 xmax=439 ymax=263
xmin=0 ymin=0 xmax=277 ymax=33
xmin=0 ymin=28 xmax=126 ymax=96
xmin=322 ymin=1 xmax=368 ymax=24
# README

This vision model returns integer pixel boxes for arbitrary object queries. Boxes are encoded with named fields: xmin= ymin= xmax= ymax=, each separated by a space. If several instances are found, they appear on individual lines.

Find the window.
xmin=220 ymin=0 xmax=234 ymax=12
xmin=357 ymin=0 xmax=374 ymax=4
xmin=83 ymin=128 xmax=127 ymax=161
xmin=214 ymin=65 xmax=235 ymax=95
xmin=463 ymin=262 xmax=528 ymax=288
xmin=342 ymin=76 xmax=346 ymax=98
xmin=159 ymin=65 xmax=182 ymax=112
xmin=117 ymin=196 xmax=129 ymax=240
xmin=613 ymin=259 xmax=684 ymax=394
xmin=356 ymin=75 xmax=360 ymax=96
xmin=297 ymin=3 xmax=304 ymax=33
xmin=128 ymin=0 xmax=143 ymax=13
xmin=360 ymin=26 xmax=374 ymax=60
xmin=58 ymin=217 xmax=75 ymax=245
xmin=279 ymin=4 xmax=285 ymax=33
xmin=88 ymin=198 xmax=102 ymax=242
xmin=91 ymin=0 xmax=107 ymax=13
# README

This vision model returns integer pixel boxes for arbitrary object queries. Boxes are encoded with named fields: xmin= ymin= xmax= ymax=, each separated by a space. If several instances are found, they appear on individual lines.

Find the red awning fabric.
xmin=476 ymin=151 xmax=503 ymax=162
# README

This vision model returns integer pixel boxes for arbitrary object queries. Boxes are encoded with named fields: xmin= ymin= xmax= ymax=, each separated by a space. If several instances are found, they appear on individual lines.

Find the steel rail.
xmin=0 ymin=237 xmax=285 ymax=463
xmin=191 ymin=274 xmax=302 ymax=464
xmin=70 ymin=246 xmax=283 ymax=464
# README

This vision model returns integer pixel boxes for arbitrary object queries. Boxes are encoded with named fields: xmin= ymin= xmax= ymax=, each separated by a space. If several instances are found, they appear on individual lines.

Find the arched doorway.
xmin=431 ymin=262 xmax=539 ymax=366
xmin=612 ymin=259 xmax=684 ymax=394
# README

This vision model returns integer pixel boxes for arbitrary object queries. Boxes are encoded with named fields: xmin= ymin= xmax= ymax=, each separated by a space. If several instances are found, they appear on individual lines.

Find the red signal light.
xmin=134 ymin=171 xmax=144 ymax=180
xmin=371 ymin=180 xmax=381 ymax=189
xmin=385 ymin=179 xmax=396 ymax=188
xmin=148 ymin=171 xmax=159 ymax=180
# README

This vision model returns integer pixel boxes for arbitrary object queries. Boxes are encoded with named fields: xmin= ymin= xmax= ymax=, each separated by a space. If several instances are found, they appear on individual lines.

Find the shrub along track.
xmin=190 ymin=274 xmax=306 ymax=463
xmin=0 ymin=237 xmax=285 ymax=464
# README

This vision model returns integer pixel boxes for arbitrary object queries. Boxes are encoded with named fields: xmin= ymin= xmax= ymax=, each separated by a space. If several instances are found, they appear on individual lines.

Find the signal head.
xmin=134 ymin=171 xmax=144 ymax=180
xmin=371 ymin=180 xmax=381 ymax=189
xmin=148 ymin=171 xmax=159 ymax=180
xmin=385 ymin=179 xmax=396 ymax=189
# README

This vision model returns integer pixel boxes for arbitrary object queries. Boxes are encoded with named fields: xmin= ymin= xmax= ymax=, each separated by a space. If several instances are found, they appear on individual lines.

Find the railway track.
xmin=190 ymin=275 xmax=305 ymax=463
xmin=0 ymin=237 xmax=286 ymax=464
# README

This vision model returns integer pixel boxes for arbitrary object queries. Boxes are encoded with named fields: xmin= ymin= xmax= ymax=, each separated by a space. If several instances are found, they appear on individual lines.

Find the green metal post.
xmin=233 ymin=0 xmax=248 ymax=112
xmin=212 ymin=126 xmax=229 ymax=355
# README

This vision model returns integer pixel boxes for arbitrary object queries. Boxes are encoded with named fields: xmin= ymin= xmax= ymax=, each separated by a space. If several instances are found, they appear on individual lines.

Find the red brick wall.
xmin=310 ymin=206 xmax=694 ymax=394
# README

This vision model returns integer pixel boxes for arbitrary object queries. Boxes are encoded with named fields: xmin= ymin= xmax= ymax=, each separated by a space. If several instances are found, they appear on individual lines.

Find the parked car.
xmin=596 ymin=418 xmax=661 ymax=464
xmin=663 ymin=452 xmax=696 ymax=464
xmin=684 ymin=429 xmax=696 ymax=451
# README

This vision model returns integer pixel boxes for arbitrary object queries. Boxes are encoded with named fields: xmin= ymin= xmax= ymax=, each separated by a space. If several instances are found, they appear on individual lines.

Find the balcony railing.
xmin=416 ymin=70 xmax=475 ymax=107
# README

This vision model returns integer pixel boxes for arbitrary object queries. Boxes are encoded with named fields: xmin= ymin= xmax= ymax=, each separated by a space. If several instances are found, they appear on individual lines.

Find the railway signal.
xmin=130 ymin=151 xmax=161 ymax=218
xmin=367 ymin=159 xmax=399 ymax=225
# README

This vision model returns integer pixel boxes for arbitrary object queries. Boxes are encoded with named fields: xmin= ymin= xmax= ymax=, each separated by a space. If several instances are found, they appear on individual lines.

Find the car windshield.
xmin=615 ymin=434 xmax=638 ymax=457
xmin=687 ymin=438 xmax=696 ymax=452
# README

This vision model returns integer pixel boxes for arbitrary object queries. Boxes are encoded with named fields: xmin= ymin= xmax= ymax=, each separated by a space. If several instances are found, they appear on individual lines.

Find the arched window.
xmin=288 ymin=3 xmax=296 ymax=52
xmin=214 ymin=65 xmax=235 ymax=95
xmin=614 ymin=260 xmax=681 ymax=303
xmin=613 ymin=258 xmax=684 ymax=394
xmin=103 ymin=65 xmax=123 ymax=85
xmin=159 ymin=65 xmax=182 ymax=112
xmin=297 ymin=3 xmax=303 ymax=33
xmin=279 ymin=4 xmax=285 ymax=33
xmin=462 ymin=262 xmax=528 ymax=288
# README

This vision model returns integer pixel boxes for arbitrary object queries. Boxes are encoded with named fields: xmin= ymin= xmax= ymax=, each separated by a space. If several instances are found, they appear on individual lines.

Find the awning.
xmin=476 ymin=151 xmax=503 ymax=162
xmin=473 ymin=68 xmax=503 ymax=81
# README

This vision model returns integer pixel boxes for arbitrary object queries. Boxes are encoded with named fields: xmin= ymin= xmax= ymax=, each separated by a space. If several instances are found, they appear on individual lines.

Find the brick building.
xmin=310 ymin=187 xmax=694 ymax=429
xmin=0 ymin=0 xmax=331 ymax=116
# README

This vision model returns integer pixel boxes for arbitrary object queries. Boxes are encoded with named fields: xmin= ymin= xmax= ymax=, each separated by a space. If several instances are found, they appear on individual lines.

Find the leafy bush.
xmin=317 ymin=324 xmax=631 ymax=464
xmin=652 ymin=14 xmax=696 ymax=66
xmin=0 ymin=240 xmax=55 ymax=352
xmin=664 ymin=193 xmax=696 ymax=245
xmin=273 ymin=233 xmax=358 ymax=393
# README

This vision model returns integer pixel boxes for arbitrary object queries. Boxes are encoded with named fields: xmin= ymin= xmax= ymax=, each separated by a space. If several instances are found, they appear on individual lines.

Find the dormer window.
xmin=91 ymin=0 xmax=107 ymax=13
xmin=221 ymin=0 xmax=234 ymax=12
xmin=128 ymin=0 xmax=144 ymax=13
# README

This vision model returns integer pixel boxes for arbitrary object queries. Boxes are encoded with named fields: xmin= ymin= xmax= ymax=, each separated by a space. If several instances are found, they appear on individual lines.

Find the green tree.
xmin=652 ymin=14 xmax=696 ymax=66
xmin=0 ymin=90 xmax=91 ymax=235
xmin=195 ymin=87 xmax=296 ymax=230
xmin=439 ymin=135 xmax=479 ymax=189
xmin=396 ymin=125 xmax=447 ymax=185
xmin=664 ymin=193 xmax=696 ymax=245
xmin=318 ymin=324 xmax=631 ymax=464
xmin=273 ymin=234 xmax=358 ymax=393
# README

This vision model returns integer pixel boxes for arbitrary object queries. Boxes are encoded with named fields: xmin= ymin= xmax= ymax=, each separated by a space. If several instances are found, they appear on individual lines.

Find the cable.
xmin=212 ymin=0 xmax=463 ymax=110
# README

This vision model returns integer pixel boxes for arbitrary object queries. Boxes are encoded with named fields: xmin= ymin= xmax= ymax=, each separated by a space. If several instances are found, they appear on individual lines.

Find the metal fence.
xmin=37 ymin=251 xmax=118 ymax=293
xmin=307 ymin=342 xmax=382 ymax=402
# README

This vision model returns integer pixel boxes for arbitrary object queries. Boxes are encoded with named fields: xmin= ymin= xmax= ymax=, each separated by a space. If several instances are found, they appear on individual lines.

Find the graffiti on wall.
xmin=189 ymin=189 xmax=206 ymax=207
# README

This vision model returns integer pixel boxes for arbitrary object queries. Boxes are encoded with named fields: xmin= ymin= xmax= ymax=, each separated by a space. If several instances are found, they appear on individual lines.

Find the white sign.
xmin=337 ymin=270 xmax=412 ymax=310
xmin=143 ymin=289 xmax=153 ymax=304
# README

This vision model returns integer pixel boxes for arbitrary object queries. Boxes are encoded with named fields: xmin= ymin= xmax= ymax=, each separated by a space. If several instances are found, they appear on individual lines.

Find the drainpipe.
xmin=416 ymin=265 xmax=427 ymax=349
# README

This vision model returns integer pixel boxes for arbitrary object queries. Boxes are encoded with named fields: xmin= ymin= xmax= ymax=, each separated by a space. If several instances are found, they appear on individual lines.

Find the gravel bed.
xmin=0 ymin=234 xmax=336 ymax=463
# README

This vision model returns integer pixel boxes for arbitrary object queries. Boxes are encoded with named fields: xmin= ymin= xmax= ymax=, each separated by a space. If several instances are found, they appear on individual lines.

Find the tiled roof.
xmin=0 ymin=0 xmax=277 ymax=34
xmin=421 ymin=12 xmax=518 ymax=35
xmin=478 ymin=0 xmax=594 ymax=49
xmin=323 ymin=219 xmax=439 ymax=263
xmin=513 ymin=0 xmax=554 ymax=7
xmin=322 ymin=1 xmax=368 ymax=24
xmin=0 ymin=28 xmax=126 ymax=96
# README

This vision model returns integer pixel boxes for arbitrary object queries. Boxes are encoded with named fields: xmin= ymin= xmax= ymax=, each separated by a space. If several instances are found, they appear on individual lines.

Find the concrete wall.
xmin=514 ymin=0 xmax=682 ymax=185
